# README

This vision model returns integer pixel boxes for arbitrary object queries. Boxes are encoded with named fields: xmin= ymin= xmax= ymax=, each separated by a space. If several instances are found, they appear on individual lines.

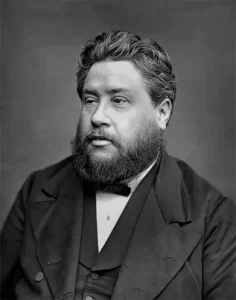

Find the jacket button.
xmin=35 ymin=271 xmax=44 ymax=282
xmin=91 ymin=273 xmax=99 ymax=280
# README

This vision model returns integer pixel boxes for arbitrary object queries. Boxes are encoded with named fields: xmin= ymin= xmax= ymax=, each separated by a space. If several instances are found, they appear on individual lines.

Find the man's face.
xmin=80 ymin=61 xmax=159 ymax=158
xmin=72 ymin=60 xmax=165 ymax=187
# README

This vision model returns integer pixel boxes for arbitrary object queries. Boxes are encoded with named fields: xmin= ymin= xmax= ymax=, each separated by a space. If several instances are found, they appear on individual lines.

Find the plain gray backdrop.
xmin=1 ymin=0 xmax=235 ymax=228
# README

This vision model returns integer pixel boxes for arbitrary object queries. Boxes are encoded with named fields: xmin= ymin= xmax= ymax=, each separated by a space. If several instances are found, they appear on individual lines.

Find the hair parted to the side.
xmin=76 ymin=30 xmax=176 ymax=108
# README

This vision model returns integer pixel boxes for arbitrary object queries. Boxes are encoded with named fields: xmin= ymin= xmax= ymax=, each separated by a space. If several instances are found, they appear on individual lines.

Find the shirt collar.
xmin=127 ymin=159 xmax=157 ymax=194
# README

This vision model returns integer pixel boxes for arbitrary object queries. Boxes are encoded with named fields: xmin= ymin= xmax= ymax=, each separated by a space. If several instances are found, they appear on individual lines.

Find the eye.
xmin=83 ymin=97 xmax=98 ymax=105
xmin=112 ymin=97 xmax=128 ymax=106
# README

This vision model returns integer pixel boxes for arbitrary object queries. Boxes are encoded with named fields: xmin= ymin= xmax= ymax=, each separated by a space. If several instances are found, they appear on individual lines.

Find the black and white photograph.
xmin=1 ymin=0 xmax=235 ymax=299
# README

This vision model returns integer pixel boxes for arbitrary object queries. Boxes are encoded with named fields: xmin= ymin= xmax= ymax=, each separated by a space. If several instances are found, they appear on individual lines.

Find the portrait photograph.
xmin=1 ymin=0 xmax=235 ymax=299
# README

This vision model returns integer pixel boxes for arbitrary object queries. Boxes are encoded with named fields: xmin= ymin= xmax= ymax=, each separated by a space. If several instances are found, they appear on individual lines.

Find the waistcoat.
xmin=75 ymin=161 xmax=159 ymax=300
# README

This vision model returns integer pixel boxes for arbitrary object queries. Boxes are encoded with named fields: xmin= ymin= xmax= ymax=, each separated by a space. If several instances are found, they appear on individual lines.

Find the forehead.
xmin=83 ymin=60 xmax=146 ymax=92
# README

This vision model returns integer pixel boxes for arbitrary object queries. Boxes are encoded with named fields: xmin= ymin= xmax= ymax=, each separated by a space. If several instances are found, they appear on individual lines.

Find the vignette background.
xmin=1 ymin=0 xmax=235 ymax=228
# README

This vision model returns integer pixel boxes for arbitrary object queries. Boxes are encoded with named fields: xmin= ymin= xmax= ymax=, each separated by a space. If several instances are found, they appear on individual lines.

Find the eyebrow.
xmin=107 ymin=88 xmax=130 ymax=94
xmin=83 ymin=88 xmax=130 ymax=96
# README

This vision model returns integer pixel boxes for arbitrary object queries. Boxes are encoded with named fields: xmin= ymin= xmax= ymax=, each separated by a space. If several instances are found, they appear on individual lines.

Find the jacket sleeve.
xmin=0 ymin=173 xmax=36 ymax=294
xmin=203 ymin=195 xmax=236 ymax=299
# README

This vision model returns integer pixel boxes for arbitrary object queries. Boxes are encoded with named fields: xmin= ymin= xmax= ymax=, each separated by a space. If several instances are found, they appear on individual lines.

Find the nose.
xmin=91 ymin=102 xmax=111 ymax=127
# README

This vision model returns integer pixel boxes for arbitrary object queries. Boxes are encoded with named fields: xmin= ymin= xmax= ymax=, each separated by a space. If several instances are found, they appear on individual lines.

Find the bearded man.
xmin=1 ymin=30 xmax=236 ymax=300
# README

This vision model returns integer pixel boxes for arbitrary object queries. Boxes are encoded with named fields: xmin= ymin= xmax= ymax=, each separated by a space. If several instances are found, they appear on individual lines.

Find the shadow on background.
xmin=1 ymin=0 xmax=235 ymax=228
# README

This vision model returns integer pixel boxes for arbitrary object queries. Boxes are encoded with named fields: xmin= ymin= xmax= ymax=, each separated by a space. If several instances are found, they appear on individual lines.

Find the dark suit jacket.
xmin=1 ymin=152 xmax=236 ymax=299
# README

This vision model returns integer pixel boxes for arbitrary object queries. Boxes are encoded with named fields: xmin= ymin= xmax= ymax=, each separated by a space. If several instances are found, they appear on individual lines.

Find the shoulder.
xmin=175 ymin=157 xmax=223 ymax=199
xmin=173 ymin=156 xmax=235 ymax=221
xmin=31 ymin=156 xmax=74 ymax=182
xmin=19 ymin=156 xmax=74 ymax=202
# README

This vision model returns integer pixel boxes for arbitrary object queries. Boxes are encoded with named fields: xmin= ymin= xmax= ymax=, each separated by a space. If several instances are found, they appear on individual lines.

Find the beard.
xmin=71 ymin=119 xmax=166 ymax=191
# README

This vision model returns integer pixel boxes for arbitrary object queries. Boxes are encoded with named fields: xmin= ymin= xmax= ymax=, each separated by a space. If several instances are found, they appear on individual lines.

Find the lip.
xmin=91 ymin=140 xmax=112 ymax=146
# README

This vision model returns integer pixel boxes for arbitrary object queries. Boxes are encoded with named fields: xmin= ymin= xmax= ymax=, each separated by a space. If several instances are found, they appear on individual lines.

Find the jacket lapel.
xmin=112 ymin=152 xmax=203 ymax=300
xmin=30 ymin=162 xmax=84 ymax=299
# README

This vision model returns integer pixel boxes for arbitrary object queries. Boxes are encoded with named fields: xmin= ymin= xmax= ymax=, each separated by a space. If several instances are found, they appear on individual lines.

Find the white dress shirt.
xmin=96 ymin=161 xmax=156 ymax=252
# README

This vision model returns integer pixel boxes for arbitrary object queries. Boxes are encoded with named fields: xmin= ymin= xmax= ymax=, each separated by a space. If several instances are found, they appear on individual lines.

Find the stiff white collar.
xmin=96 ymin=159 xmax=157 ymax=251
xmin=126 ymin=159 xmax=157 ymax=195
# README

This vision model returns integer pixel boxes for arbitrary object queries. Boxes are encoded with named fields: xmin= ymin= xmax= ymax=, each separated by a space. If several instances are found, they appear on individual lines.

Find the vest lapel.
xmin=112 ymin=152 xmax=202 ymax=300
xmin=30 ymin=163 xmax=84 ymax=299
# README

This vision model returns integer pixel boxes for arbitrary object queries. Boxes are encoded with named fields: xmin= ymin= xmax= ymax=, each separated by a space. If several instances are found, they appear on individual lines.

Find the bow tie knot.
xmin=88 ymin=183 xmax=131 ymax=196
xmin=103 ymin=184 xmax=131 ymax=196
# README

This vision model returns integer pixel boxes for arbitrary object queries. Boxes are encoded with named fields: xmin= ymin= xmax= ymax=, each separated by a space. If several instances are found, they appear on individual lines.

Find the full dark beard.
xmin=71 ymin=120 xmax=166 ymax=191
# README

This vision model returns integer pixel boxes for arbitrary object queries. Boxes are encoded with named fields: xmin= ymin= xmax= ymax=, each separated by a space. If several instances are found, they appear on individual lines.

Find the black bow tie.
xmin=89 ymin=184 xmax=131 ymax=197
xmin=104 ymin=184 xmax=131 ymax=197
xmin=83 ymin=182 xmax=131 ymax=197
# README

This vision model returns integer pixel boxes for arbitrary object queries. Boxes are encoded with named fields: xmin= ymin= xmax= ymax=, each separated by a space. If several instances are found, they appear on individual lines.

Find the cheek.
xmin=80 ymin=112 xmax=92 ymax=132
xmin=113 ymin=115 xmax=138 ymax=142
xmin=117 ymin=114 xmax=157 ymax=144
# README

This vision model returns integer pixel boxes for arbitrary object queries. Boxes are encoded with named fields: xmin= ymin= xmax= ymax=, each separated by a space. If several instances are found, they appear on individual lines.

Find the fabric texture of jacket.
xmin=1 ymin=151 xmax=236 ymax=299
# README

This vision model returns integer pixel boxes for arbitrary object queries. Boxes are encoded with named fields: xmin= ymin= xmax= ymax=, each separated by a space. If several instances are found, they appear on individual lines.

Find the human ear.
xmin=156 ymin=98 xmax=172 ymax=130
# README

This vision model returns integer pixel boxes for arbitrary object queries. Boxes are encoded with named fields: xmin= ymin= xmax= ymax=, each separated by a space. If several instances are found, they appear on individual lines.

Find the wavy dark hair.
xmin=76 ymin=30 xmax=176 ymax=116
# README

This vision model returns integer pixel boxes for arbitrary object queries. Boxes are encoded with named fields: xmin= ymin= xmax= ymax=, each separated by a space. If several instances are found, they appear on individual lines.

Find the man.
xmin=1 ymin=30 xmax=236 ymax=300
